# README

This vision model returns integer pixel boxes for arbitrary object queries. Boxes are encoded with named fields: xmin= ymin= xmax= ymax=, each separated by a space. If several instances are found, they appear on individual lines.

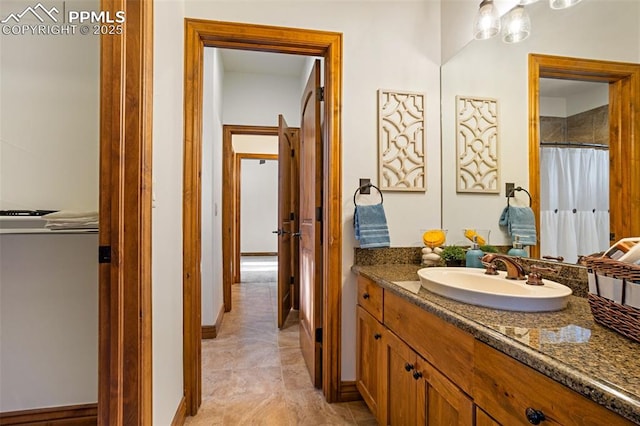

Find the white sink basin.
xmin=417 ymin=267 xmax=572 ymax=312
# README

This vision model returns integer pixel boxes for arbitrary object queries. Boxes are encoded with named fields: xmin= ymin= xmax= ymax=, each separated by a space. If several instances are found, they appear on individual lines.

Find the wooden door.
xmin=416 ymin=356 xmax=474 ymax=425
xmin=299 ymin=59 xmax=323 ymax=387
xmin=381 ymin=329 xmax=418 ymax=425
xmin=277 ymin=115 xmax=299 ymax=328
xmin=356 ymin=306 xmax=384 ymax=418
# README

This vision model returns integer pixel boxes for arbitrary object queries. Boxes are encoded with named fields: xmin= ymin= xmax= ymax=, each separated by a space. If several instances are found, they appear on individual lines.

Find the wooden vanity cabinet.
xmin=356 ymin=275 xmax=385 ymax=421
xmin=356 ymin=306 xmax=384 ymax=419
xmin=474 ymin=341 xmax=634 ymax=426
xmin=355 ymin=274 xmax=633 ymax=426
xmin=379 ymin=328 xmax=474 ymax=425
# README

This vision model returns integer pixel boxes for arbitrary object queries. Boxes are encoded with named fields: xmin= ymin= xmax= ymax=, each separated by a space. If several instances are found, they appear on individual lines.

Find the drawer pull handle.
xmin=412 ymin=371 xmax=423 ymax=380
xmin=363 ymin=293 xmax=370 ymax=299
xmin=374 ymin=333 xmax=382 ymax=340
xmin=404 ymin=363 xmax=414 ymax=372
xmin=525 ymin=408 xmax=546 ymax=425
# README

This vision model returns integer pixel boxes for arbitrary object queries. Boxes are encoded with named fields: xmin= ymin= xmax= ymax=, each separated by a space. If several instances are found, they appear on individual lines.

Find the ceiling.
xmin=219 ymin=49 xmax=308 ymax=78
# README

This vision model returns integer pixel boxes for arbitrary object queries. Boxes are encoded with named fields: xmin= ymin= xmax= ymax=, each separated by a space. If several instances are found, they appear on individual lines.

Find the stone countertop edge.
xmin=352 ymin=264 xmax=640 ymax=425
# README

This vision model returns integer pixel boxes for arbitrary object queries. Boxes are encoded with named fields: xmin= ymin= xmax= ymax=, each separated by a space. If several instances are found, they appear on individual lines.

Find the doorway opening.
xmin=528 ymin=53 xmax=640 ymax=259
xmin=183 ymin=19 xmax=344 ymax=416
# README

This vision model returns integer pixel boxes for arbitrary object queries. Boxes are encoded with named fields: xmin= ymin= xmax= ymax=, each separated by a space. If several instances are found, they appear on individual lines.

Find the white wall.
xmin=241 ymin=159 xmax=278 ymax=253
xmin=540 ymin=83 xmax=609 ymax=118
xmin=177 ymin=0 xmax=443 ymax=382
xmin=0 ymin=233 xmax=98 ymax=412
xmin=223 ymin=71 xmax=302 ymax=127
xmin=441 ymin=0 xmax=640 ymax=247
xmin=0 ymin=0 xmax=99 ymax=413
xmin=202 ymin=47 xmax=225 ymax=327
xmin=0 ymin=0 xmax=99 ymax=212
xmin=152 ymin=0 xmax=185 ymax=423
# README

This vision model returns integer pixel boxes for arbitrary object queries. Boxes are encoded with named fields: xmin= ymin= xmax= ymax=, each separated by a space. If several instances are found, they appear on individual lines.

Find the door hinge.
xmin=316 ymin=206 xmax=323 ymax=222
xmin=318 ymin=86 xmax=325 ymax=102
xmin=290 ymin=276 xmax=295 ymax=284
xmin=315 ymin=327 xmax=323 ymax=343
xmin=98 ymin=246 xmax=111 ymax=264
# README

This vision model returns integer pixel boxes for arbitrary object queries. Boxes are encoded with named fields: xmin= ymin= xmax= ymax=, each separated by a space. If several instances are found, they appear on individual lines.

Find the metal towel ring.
xmin=353 ymin=183 xmax=384 ymax=205
xmin=507 ymin=186 xmax=532 ymax=207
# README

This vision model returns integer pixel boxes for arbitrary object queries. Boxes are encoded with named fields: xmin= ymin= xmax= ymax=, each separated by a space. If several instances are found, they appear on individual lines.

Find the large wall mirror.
xmin=441 ymin=0 xmax=640 ymax=263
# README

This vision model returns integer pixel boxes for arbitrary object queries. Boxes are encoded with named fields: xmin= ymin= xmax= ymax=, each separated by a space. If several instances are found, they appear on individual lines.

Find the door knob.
xmin=272 ymin=229 xmax=290 ymax=236
xmin=525 ymin=408 xmax=546 ymax=425
xmin=404 ymin=363 xmax=414 ymax=372
xmin=292 ymin=232 xmax=301 ymax=237
xmin=412 ymin=371 xmax=423 ymax=380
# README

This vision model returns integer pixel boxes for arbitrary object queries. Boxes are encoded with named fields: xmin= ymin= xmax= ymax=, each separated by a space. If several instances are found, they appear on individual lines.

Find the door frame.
xmin=99 ymin=0 xmax=153 ymax=424
xmin=528 ymin=54 xmax=640 ymax=258
xmin=183 ymin=19 xmax=343 ymax=415
xmin=222 ymin=125 xmax=279 ymax=310
xmin=234 ymin=152 xmax=279 ymax=284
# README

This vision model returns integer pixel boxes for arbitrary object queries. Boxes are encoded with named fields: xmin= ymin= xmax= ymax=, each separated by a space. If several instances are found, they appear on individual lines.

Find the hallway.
xmin=186 ymin=257 xmax=376 ymax=425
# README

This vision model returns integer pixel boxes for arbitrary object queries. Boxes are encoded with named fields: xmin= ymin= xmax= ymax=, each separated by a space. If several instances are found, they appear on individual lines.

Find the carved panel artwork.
xmin=456 ymin=96 xmax=500 ymax=193
xmin=378 ymin=90 xmax=426 ymax=192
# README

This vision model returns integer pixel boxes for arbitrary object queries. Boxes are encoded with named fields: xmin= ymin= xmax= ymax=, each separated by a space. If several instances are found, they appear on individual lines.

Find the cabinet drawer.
xmin=357 ymin=275 xmax=383 ymax=322
xmin=383 ymin=290 xmax=474 ymax=395
xmin=474 ymin=341 xmax=633 ymax=425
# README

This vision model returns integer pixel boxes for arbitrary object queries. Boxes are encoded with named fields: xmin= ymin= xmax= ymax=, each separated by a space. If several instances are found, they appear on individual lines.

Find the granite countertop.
xmin=352 ymin=263 xmax=640 ymax=424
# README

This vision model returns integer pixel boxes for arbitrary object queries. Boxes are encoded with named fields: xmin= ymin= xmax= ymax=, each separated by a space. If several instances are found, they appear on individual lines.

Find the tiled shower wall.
xmin=540 ymin=105 xmax=609 ymax=145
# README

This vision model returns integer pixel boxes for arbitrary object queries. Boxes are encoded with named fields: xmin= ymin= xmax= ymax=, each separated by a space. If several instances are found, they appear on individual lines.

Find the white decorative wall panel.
xmin=378 ymin=90 xmax=426 ymax=192
xmin=456 ymin=96 xmax=500 ymax=193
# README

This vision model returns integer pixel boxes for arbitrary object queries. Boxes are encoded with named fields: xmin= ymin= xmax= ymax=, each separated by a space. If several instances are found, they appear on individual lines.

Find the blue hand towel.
xmin=499 ymin=206 xmax=537 ymax=246
xmin=354 ymin=204 xmax=390 ymax=248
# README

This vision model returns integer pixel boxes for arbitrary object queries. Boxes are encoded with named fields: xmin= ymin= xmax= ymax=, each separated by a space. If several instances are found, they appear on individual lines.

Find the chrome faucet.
xmin=481 ymin=254 xmax=527 ymax=280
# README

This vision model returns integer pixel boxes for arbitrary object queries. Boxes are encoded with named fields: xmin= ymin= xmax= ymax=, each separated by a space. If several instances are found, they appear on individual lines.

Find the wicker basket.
xmin=583 ymin=256 xmax=640 ymax=343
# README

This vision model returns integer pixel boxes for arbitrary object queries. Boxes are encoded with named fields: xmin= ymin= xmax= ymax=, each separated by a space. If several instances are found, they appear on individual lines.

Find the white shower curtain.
xmin=540 ymin=147 xmax=609 ymax=264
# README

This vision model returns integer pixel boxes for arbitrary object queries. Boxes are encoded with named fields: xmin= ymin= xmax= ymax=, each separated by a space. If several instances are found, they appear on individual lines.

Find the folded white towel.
xmin=42 ymin=210 xmax=99 ymax=230
xmin=42 ymin=210 xmax=98 ymax=220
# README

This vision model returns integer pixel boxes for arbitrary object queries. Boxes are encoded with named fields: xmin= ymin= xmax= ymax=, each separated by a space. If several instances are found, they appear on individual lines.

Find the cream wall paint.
xmin=241 ymin=159 xmax=278 ymax=253
xmin=233 ymin=135 xmax=279 ymax=155
xmin=0 ymin=0 xmax=99 ymax=413
xmin=0 ymin=233 xmax=98 ymax=412
xmin=202 ymin=48 xmax=216 ymax=325
xmin=0 ymin=0 xmax=99 ymax=211
xmin=223 ymin=72 xmax=302 ymax=127
xmin=441 ymin=1 xmax=640 ymax=247
xmin=152 ymin=0 xmax=186 ymax=424
xmin=565 ymin=84 xmax=609 ymax=117
xmin=210 ymin=48 xmax=225 ymax=329
xmin=180 ymin=0 xmax=442 ymax=381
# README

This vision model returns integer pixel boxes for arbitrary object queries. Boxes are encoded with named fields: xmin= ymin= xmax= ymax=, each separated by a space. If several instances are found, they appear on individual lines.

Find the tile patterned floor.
xmin=185 ymin=258 xmax=376 ymax=425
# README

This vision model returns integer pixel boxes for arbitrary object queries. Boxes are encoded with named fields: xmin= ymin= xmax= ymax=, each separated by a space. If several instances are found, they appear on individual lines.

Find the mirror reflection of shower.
xmin=538 ymin=78 xmax=610 ymax=264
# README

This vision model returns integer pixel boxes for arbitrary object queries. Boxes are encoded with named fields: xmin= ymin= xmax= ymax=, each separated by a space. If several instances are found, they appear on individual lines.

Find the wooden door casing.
xmin=183 ymin=20 xmax=343 ymax=409
xmin=298 ymin=59 xmax=323 ymax=387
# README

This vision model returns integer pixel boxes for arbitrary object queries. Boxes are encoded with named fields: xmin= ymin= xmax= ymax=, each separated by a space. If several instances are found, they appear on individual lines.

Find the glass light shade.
xmin=502 ymin=5 xmax=531 ymax=43
xmin=473 ymin=0 xmax=501 ymax=40
xmin=549 ymin=0 xmax=582 ymax=9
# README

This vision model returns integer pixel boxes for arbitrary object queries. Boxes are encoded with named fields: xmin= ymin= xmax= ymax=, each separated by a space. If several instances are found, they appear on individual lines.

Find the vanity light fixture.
xmin=473 ymin=0 xmax=501 ymax=40
xmin=502 ymin=4 xmax=531 ymax=43
xmin=549 ymin=0 xmax=582 ymax=9
xmin=474 ymin=0 xmax=581 ymax=43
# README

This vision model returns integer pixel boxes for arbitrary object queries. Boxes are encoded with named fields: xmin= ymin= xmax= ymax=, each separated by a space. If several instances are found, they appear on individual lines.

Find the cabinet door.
xmin=476 ymin=408 xmax=501 ymax=426
xmin=356 ymin=306 xmax=384 ymax=418
xmin=380 ymin=328 xmax=419 ymax=425
xmin=416 ymin=356 xmax=474 ymax=426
